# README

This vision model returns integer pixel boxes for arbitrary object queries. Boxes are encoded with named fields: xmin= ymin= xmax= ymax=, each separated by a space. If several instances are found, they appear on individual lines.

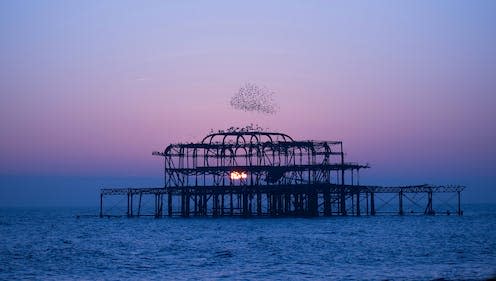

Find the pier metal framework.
xmin=100 ymin=130 xmax=465 ymax=218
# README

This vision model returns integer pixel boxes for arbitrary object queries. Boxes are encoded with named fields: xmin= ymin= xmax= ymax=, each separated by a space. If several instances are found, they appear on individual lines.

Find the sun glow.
xmin=230 ymin=171 xmax=248 ymax=180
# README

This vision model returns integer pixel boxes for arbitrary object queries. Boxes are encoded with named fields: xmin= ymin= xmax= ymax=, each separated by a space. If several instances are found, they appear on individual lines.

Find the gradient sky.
xmin=1 ymin=0 xmax=495 ymax=206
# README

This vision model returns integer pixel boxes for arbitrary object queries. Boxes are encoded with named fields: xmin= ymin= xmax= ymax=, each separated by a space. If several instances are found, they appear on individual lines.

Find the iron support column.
xmin=242 ymin=189 xmax=249 ymax=217
xmin=127 ymin=192 xmax=131 ymax=218
xmin=340 ymin=189 xmax=347 ymax=215
xmin=370 ymin=192 xmax=376 ymax=216
xmin=365 ymin=192 xmax=369 ymax=215
xmin=356 ymin=189 xmax=360 ymax=216
xmin=99 ymin=193 xmax=103 ymax=218
xmin=138 ymin=192 xmax=142 ymax=217
xmin=425 ymin=191 xmax=434 ymax=215
xmin=457 ymin=191 xmax=462 ymax=216
xmin=168 ymin=192 xmax=173 ymax=217
xmin=213 ymin=192 xmax=219 ymax=217
xmin=324 ymin=189 xmax=331 ymax=216
xmin=399 ymin=190 xmax=404 ymax=216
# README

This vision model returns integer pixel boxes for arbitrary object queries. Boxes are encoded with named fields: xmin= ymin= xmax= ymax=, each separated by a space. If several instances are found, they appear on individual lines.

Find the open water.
xmin=1 ymin=204 xmax=495 ymax=280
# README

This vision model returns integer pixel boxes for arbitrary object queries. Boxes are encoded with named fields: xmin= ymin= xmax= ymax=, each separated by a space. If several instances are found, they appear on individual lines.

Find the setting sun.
xmin=230 ymin=171 xmax=248 ymax=180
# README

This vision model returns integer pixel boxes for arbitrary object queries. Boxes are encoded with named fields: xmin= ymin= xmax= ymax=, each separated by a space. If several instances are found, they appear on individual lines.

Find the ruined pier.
xmin=100 ymin=130 xmax=464 ymax=218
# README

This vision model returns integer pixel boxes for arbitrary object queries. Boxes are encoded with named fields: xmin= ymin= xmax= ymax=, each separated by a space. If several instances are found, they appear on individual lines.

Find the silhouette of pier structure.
xmin=100 ymin=130 xmax=464 ymax=218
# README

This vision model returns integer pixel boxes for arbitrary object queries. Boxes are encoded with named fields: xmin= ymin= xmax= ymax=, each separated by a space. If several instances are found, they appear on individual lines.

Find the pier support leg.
xmin=127 ymin=192 xmax=133 ymax=218
xmin=425 ymin=191 xmax=435 ymax=215
xmin=203 ymin=192 xmax=208 ymax=216
xmin=242 ymin=190 xmax=249 ymax=217
xmin=257 ymin=191 xmax=262 ymax=216
xmin=168 ymin=192 xmax=173 ymax=217
xmin=356 ymin=190 xmax=360 ymax=216
xmin=249 ymin=193 xmax=253 ymax=215
xmin=159 ymin=194 xmax=163 ymax=217
xmin=185 ymin=190 xmax=190 ymax=217
xmin=366 ymin=192 xmax=369 ymax=215
xmin=220 ymin=191 xmax=225 ymax=216
xmin=370 ymin=192 xmax=376 ymax=216
xmin=340 ymin=189 xmax=347 ymax=216
xmin=293 ymin=193 xmax=297 ymax=215
xmin=99 ymin=194 xmax=103 ymax=218
xmin=285 ymin=193 xmax=291 ymax=215
xmin=399 ymin=190 xmax=404 ymax=216
xmin=457 ymin=191 xmax=462 ymax=216
xmin=308 ymin=191 xmax=318 ymax=217
xmin=269 ymin=193 xmax=274 ymax=216
xmin=213 ymin=193 xmax=219 ymax=217
xmin=131 ymin=194 xmax=134 ymax=217
xmin=180 ymin=191 xmax=185 ymax=217
xmin=154 ymin=194 xmax=159 ymax=218
xmin=194 ymin=194 xmax=198 ymax=216
xmin=198 ymin=193 xmax=202 ymax=216
xmin=324 ymin=189 xmax=331 ymax=216
xmin=351 ymin=193 xmax=355 ymax=215
xmin=230 ymin=191 xmax=234 ymax=216
xmin=138 ymin=192 xmax=142 ymax=217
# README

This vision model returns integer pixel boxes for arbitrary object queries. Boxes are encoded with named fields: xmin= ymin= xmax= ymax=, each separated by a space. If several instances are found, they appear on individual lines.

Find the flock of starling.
xmin=230 ymin=82 xmax=278 ymax=115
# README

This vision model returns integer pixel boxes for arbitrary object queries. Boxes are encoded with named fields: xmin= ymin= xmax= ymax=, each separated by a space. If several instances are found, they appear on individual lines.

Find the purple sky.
xmin=1 ymin=1 xmax=495 ymax=205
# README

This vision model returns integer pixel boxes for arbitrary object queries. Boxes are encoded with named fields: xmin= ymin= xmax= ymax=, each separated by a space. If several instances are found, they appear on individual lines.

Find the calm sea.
xmin=1 ymin=204 xmax=495 ymax=280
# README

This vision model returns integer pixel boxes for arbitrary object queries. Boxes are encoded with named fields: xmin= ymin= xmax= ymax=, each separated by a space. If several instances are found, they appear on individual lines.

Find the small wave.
xmin=214 ymin=250 xmax=234 ymax=258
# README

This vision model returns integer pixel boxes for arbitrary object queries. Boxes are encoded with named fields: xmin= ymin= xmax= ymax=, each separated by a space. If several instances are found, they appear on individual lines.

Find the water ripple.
xmin=0 ymin=206 xmax=495 ymax=280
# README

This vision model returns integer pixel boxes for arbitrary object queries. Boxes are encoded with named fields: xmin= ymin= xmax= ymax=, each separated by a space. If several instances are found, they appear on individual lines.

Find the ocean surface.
xmin=1 ymin=204 xmax=495 ymax=280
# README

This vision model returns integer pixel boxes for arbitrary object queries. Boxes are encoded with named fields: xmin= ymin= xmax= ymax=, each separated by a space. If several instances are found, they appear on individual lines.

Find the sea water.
xmin=1 ymin=204 xmax=495 ymax=280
